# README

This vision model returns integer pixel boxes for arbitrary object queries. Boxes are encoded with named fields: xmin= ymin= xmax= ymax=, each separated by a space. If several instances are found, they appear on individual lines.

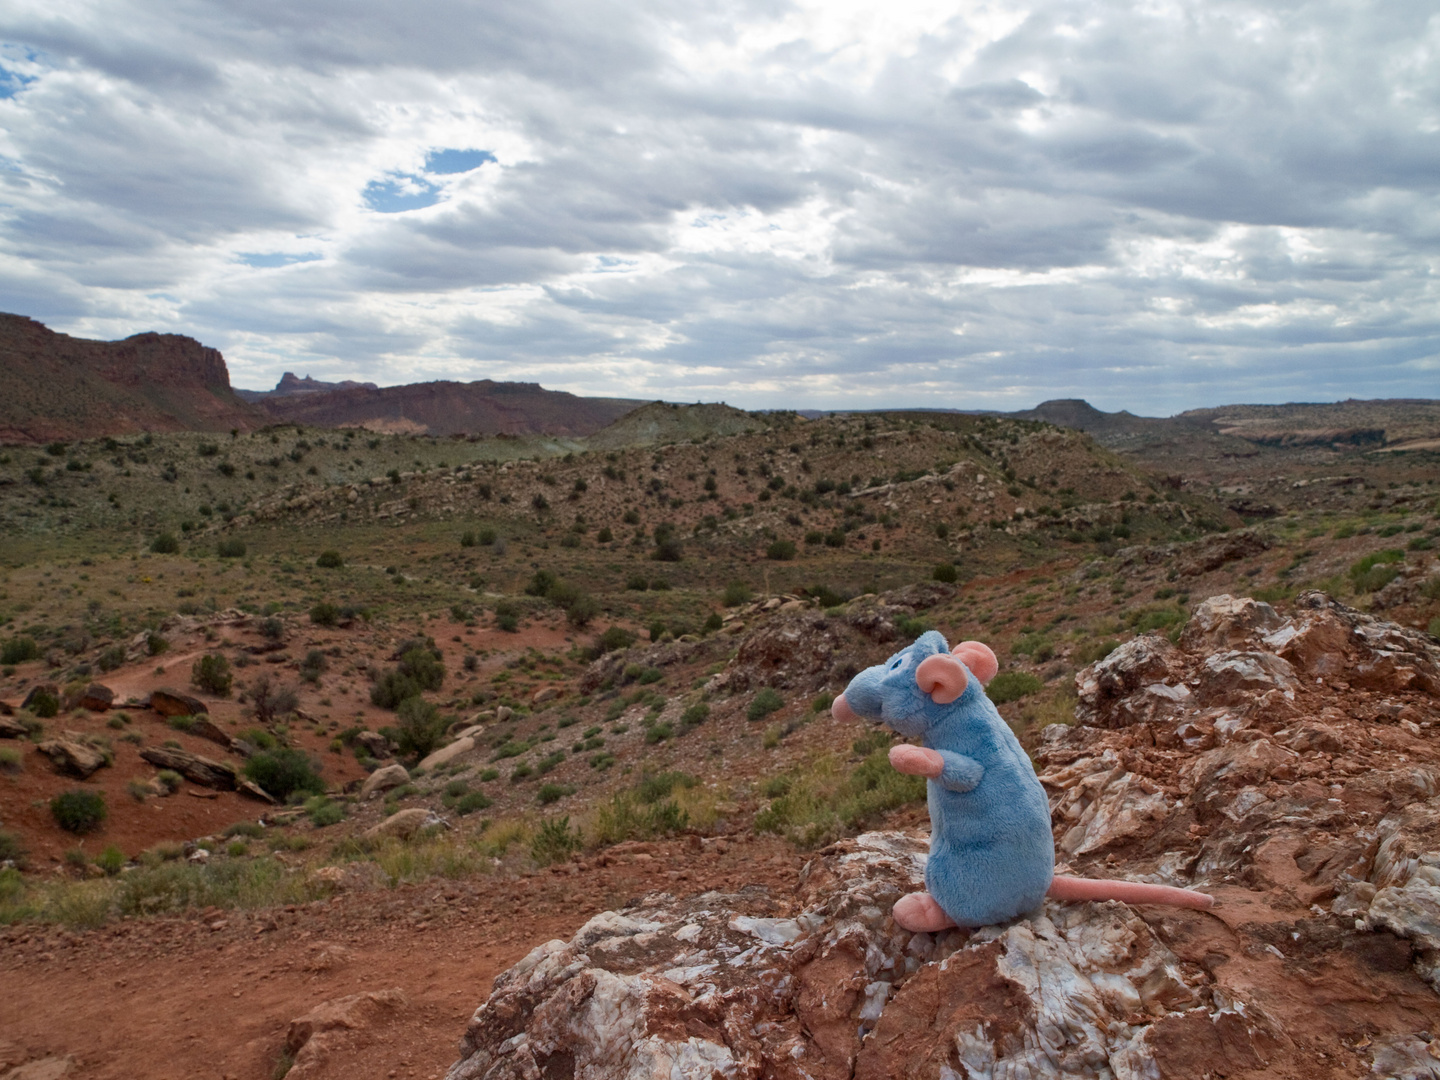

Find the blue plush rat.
xmin=832 ymin=630 xmax=1213 ymax=931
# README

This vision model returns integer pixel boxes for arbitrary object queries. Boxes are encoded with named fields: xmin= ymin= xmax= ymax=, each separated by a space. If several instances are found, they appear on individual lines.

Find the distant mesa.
xmin=235 ymin=372 xmax=380 ymax=401
xmin=0 ymin=312 xmax=261 ymax=444
xmin=0 ymin=313 xmax=646 ymax=444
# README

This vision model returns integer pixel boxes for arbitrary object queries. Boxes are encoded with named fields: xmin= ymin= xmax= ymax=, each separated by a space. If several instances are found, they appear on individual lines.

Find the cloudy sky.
xmin=0 ymin=0 xmax=1436 ymax=413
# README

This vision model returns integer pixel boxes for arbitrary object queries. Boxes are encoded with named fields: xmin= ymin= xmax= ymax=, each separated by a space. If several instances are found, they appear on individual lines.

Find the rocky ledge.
xmin=448 ymin=592 xmax=1440 ymax=1080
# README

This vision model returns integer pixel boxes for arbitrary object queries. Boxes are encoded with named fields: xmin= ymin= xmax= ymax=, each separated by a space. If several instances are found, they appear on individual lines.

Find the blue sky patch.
xmin=424 ymin=148 xmax=496 ymax=174
xmin=363 ymin=176 xmax=441 ymax=213
xmin=239 ymin=252 xmax=323 ymax=268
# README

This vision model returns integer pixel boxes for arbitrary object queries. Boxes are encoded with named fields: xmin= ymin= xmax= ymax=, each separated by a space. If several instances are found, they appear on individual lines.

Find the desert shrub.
xmin=300 ymin=649 xmax=328 ymax=684
xmin=478 ymin=527 xmax=497 ymax=545
xmin=147 ymin=632 xmax=170 ymax=656
xmin=224 ymin=821 xmax=264 ymax=839
xmin=753 ymin=750 xmax=925 ymax=848
xmin=564 ymin=593 xmax=600 ymax=628
xmin=1075 ymin=638 xmax=1118 ymax=666
xmin=643 ymin=722 xmax=673 ymax=744
xmin=305 ymin=796 xmax=345 ymax=827
xmin=537 ymin=783 xmax=575 ymax=805
xmin=851 ymin=729 xmax=893 ymax=756
xmin=249 ymin=676 xmax=297 ymax=725
xmin=597 ymin=626 xmax=637 ymax=653
xmin=309 ymin=602 xmax=341 ymax=627
xmin=394 ymin=697 xmax=448 ymax=759
xmin=96 ymin=845 xmax=126 ymax=875
xmin=1350 ymin=549 xmax=1405 ymax=593
xmin=765 ymin=539 xmax=796 ymax=561
xmin=217 ymin=538 xmax=246 ymax=559
xmin=591 ymin=790 xmax=688 ymax=847
xmin=721 ymin=580 xmax=752 ymax=606
xmin=0 ymin=745 xmax=21 ymax=773
xmin=1429 ymin=615 xmax=1440 ymax=640
xmin=0 ymin=828 xmax=24 ymax=862
xmin=155 ymin=770 xmax=184 ymax=793
xmin=258 ymin=618 xmax=284 ymax=641
xmin=494 ymin=600 xmax=520 ymax=633
xmin=459 ymin=530 xmax=477 ymax=548
xmin=747 ymin=687 xmax=784 ymax=721
xmin=679 ymin=703 xmax=709 ymax=731
xmin=0 ymin=637 xmax=38 ymax=665
xmin=596 ymin=527 xmax=613 ymax=543
xmin=637 ymin=771 xmax=697 ymax=803
xmin=97 ymin=645 xmax=126 ymax=672
xmin=168 ymin=714 xmax=196 ymax=733
xmin=28 ymin=689 xmax=59 ymax=718
xmin=702 ymin=612 xmax=722 ymax=634
xmin=932 ymin=563 xmax=958 ymax=583
xmin=626 ymin=574 xmax=649 ymax=591
xmin=243 ymin=749 xmax=323 ymax=800
xmin=51 ymin=789 xmax=107 ymax=834
xmin=986 ymin=671 xmax=1043 ymax=704
xmin=1012 ymin=632 xmax=1054 ymax=661
xmin=191 ymin=654 xmax=233 ymax=696
xmin=397 ymin=644 xmax=444 ymax=690
xmin=315 ymin=549 xmax=344 ymax=568
xmin=454 ymin=791 xmax=492 ymax=815
xmin=530 ymin=816 xmax=583 ymax=865
xmin=150 ymin=533 xmax=180 ymax=554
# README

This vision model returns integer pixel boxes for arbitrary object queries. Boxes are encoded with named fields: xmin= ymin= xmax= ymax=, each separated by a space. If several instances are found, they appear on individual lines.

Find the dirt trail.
xmin=1 ymin=836 xmax=800 ymax=1080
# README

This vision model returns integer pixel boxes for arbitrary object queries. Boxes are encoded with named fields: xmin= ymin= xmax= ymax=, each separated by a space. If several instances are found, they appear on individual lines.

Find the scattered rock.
xmin=72 ymin=683 xmax=115 ymax=712
xmin=417 ymin=736 xmax=474 ymax=772
xmin=147 ymin=688 xmax=209 ymax=717
xmin=35 ymin=738 xmax=107 ymax=779
xmin=358 ymin=763 xmax=410 ymax=800
xmin=1180 ymin=594 xmax=1284 ymax=651
xmin=138 ymin=746 xmax=238 ymax=789
xmin=531 ymin=687 xmax=559 ymax=704
xmin=0 ymin=716 xmax=27 ymax=738
xmin=495 ymin=706 xmax=514 ymax=723
xmin=237 ymin=779 xmax=277 ymax=804
xmin=352 ymin=731 xmax=392 ymax=760
xmin=364 ymin=808 xmax=445 ymax=841
xmin=285 ymin=988 xmax=408 ymax=1079
xmin=186 ymin=716 xmax=240 ymax=752
xmin=0 ymin=1056 xmax=74 ymax=1080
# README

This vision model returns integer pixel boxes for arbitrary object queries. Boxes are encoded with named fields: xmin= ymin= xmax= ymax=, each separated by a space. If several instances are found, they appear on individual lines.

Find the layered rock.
xmin=450 ymin=590 xmax=1440 ymax=1079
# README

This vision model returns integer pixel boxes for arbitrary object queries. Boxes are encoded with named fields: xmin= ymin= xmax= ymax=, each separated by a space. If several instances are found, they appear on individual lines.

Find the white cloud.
xmin=0 ymin=0 xmax=1435 ymax=413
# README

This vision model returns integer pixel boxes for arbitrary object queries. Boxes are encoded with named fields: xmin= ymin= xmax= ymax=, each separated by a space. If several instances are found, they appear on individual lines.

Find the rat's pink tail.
xmin=1048 ymin=875 xmax=1214 ymax=910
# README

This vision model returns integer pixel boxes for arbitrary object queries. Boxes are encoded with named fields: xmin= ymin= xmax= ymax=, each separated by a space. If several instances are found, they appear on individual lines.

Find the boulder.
xmin=417 ymin=736 xmax=474 ymax=772
xmin=531 ymin=687 xmax=559 ymax=704
xmin=138 ymin=746 xmax=238 ymax=789
xmin=148 ymin=688 xmax=209 ymax=717
xmin=364 ymin=808 xmax=444 ymax=841
xmin=0 ymin=715 xmax=27 ymax=738
xmin=359 ymin=762 xmax=410 ymax=800
xmin=353 ymin=730 xmax=392 ymax=760
xmin=1180 ymin=594 xmax=1283 ymax=651
xmin=1075 ymin=634 xmax=1186 ymax=727
xmin=1195 ymin=650 xmax=1298 ymax=705
xmin=73 ymin=683 xmax=115 ymax=712
xmin=285 ymin=989 xmax=407 ymax=1080
xmin=35 ymin=738 xmax=107 ymax=778
xmin=238 ymin=778 xmax=278 ymax=804
xmin=446 ymin=832 xmax=1285 ymax=1080
xmin=186 ymin=716 xmax=240 ymax=752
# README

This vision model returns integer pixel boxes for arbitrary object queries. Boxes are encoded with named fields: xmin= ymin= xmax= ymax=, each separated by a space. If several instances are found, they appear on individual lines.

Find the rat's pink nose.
xmin=831 ymin=694 xmax=858 ymax=722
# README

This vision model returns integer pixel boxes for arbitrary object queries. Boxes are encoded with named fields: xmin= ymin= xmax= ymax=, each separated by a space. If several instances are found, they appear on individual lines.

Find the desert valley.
xmin=1 ymin=317 xmax=1439 ymax=1080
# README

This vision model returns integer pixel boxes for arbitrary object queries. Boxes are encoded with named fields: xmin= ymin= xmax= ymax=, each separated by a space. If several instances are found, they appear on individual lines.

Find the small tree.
xmin=150 ymin=533 xmax=180 ymax=554
xmin=315 ymin=550 xmax=344 ymax=568
xmin=395 ymin=697 xmax=448 ymax=759
xmin=250 ymin=673 xmax=298 ymax=724
xmin=191 ymin=654 xmax=233 ymax=696
xmin=243 ymin=748 xmax=323 ymax=800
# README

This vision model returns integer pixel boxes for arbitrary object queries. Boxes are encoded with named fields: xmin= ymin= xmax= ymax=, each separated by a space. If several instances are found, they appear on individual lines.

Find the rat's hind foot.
xmin=893 ymin=892 xmax=957 ymax=933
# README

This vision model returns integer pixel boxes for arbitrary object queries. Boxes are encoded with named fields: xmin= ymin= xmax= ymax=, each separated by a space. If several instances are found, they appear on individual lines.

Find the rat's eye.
xmin=889 ymin=655 xmax=908 ymax=672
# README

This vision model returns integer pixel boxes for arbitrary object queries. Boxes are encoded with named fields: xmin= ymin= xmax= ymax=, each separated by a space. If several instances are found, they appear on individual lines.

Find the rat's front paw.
xmin=889 ymin=744 xmax=943 ymax=778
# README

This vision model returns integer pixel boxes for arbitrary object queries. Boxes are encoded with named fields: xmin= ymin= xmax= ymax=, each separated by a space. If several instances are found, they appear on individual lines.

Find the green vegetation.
xmin=754 ymin=749 xmax=926 ymax=848
xmin=747 ymin=687 xmax=784 ymax=721
xmin=243 ymin=749 xmax=324 ymax=800
xmin=191 ymin=653 xmax=233 ymax=696
xmin=50 ymin=789 xmax=107 ymax=834
xmin=1350 ymin=549 xmax=1405 ymax=592
xmin=986 ymin=671 xmax=1044 ymax=704
xmin=0 ymin=637 xmax=38 ymax=665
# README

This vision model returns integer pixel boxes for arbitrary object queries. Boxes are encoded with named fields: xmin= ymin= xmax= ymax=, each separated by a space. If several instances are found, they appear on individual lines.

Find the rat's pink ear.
xmin=952 ymin=641 xmax=998 ymax=685
xmin=916 ymin=654 xmax=967 ymax=704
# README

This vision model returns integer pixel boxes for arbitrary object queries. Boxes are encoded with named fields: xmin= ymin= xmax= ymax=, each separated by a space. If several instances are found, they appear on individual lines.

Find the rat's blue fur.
xmin=842 ymin=630 xmax=1055 ymax=927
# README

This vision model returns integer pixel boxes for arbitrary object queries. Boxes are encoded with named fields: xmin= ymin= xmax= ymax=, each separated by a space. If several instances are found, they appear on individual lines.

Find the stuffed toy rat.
xmin=832 ymin=630 xmax=1213 ymax=931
